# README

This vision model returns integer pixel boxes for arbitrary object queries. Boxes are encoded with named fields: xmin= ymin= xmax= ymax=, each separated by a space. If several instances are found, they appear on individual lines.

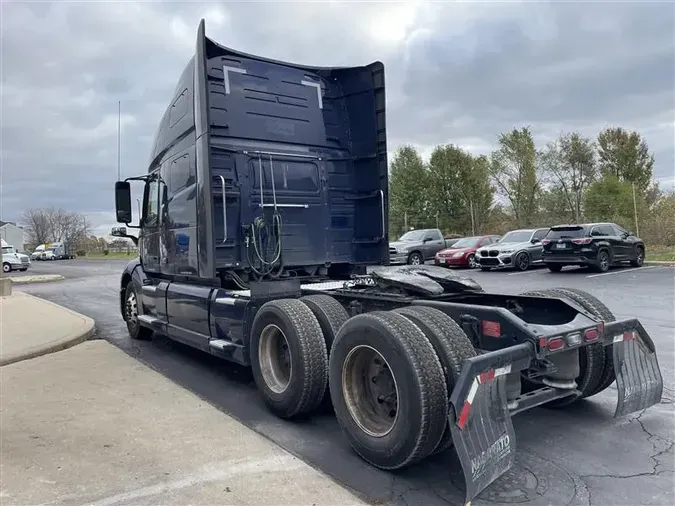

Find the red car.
xmin=435 ymin=235 xmax=501 ymax=268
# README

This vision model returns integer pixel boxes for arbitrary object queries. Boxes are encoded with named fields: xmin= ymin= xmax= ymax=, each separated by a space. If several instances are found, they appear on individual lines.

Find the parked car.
xmin=389 ymin=228 xmax=455 ymax=265
xmin=476 ymin=228 xmax=550 ymax=271
xmin=2 ymin=239 xmax=30 ymax=273
xmin=542 ymin=222 xmax=645 ymax=273
xmin=435 ymin=235 xmax=501 ymax=268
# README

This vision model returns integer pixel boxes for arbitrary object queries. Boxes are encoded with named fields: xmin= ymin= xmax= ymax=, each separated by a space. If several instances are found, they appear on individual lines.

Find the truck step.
xmin=209 ymin=339 xmax=237 ymax=352
xmin=137 ymin=314 xmax=160 ymax=326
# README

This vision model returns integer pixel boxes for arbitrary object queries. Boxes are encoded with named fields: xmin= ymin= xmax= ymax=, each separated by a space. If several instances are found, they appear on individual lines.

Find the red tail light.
xmin=571 ymin=238 xmax=592 ymax=245
xmin=547 ymin=337 xmax=565 ymax=351
xmin=584 ymin=328 xmax=599 ymax=342
xmin=541 ymin=239 xmax=551 ymax=245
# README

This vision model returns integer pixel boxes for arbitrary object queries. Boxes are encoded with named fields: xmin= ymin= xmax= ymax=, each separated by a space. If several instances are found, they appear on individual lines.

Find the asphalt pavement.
xmin=16 ymin=259 xmax=675 ymax=506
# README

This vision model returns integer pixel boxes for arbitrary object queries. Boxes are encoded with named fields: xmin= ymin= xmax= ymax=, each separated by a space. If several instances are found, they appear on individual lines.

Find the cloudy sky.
xmin=1 ymin=0 xmax=673 ymax=237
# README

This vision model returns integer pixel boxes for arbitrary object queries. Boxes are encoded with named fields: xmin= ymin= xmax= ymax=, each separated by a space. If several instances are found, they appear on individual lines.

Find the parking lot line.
xmin=507 ymin=269 xmax=544 ymax=276
xmin=586 ymin=266 xmax=659 ymax=279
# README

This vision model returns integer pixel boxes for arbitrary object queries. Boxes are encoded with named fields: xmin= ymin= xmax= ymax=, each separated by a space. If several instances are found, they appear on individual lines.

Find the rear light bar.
xmin=547 ymin=337 xmax=565 ymax=351
xmin=571 ymin=238 xmax=592 ymax=245
xmin=584 ymin=328 xmax=599 ymax=342
xmin=541 ymin=325 xmax=603 ymax=352
xmin=541 ymin=239 xmax=551 ymax=245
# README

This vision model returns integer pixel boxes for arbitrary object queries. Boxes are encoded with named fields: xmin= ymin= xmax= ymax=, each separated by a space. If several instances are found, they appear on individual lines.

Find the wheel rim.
xmin=600 ymin=252 xmax=609 ymax=270
xmin=2 ymin=264 xmax=9 ymax=273
xmin=468 ymin=254 xmax=476 ymax=268
xmin=258 ymin=324 xmax=292 ymax=394
xmin=637 ymin=250 xmax=644 ymax=265
xmin=410 ymin=255 xmax=420 ymax=265
xmin=125 ymin=290 xmax=139 ymax=330
xmin=341 ymin=345 xmax=399 ymax=438
xmin=517 ymin=254 xmax=529 ymax=270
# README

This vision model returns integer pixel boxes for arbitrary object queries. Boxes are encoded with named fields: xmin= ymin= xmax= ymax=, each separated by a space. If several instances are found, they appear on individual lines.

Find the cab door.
xmin=139 ymin=172 xmax=161 ymax=274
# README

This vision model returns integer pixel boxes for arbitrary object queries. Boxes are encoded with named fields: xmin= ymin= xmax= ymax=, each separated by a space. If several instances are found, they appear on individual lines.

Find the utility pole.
xmin=435 ymin=212 xmax=439 ymax=229
xmin=631 ymin=182 xmax=639 ymax=237
xmin=117 ymin=100 xmax=121 ymax=180
xmin=404 ymin=211 xmax=408 ymax=231
xmin=469 ymin=199 xmax=475 ymax=235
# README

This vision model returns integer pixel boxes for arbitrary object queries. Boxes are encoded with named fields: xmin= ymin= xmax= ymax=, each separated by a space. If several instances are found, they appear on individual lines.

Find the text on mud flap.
xmin=471 ymin=434 xmax=511 ymax=480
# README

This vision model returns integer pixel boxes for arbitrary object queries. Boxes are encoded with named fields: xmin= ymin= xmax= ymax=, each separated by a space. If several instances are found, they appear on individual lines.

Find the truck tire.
xmin=299 ymin=294 xmax=349 ymax=355
xmin=520 ymin=288 xmax=607 ymax=407
xmin=329 ymin=311 xmax=448 ymax=469
xmin=407 ymin=252 xmax=423 ymax=265
xmin=2 ymin=262 xmax=11 ymax=273
xmin=250 ymin=299 xmax=328 ymax=419
xmin=393 ymin=305 xmax=476 ymax=454
xmin=124 ymin=283 xmax=153 ymax=341
xmin=543 ymin=287 xmax=617 ymax=398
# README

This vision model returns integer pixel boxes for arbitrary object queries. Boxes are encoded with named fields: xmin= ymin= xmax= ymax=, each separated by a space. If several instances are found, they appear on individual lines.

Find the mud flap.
xmin=447 ymin=343 xmax=532 ymax=506
xmin=609 ymin=322 xmax=663 ymax=418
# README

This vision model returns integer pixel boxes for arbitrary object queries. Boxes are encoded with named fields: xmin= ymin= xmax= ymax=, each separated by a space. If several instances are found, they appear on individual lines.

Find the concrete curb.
xmin=9 ymin=274 xmax=65 ymax=284
xmin=0 ymin=293 xmax=95 ymax=367
xmin=644 ymin=260 xmax=675 ymax=266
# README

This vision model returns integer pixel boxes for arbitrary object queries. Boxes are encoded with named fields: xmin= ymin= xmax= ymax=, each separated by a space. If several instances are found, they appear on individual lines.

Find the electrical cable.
xmin=245 ymin=154 xmax=284 ymax=279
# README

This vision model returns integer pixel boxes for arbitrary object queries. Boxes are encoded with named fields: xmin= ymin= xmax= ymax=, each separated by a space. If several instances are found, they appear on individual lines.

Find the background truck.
xmin=389 ymin=228 xmax=454 ymax=265
xmin=49 ymin=241 xmax=76 ymax=260
xmin=111 ymin=19 xmax=663 ymax=505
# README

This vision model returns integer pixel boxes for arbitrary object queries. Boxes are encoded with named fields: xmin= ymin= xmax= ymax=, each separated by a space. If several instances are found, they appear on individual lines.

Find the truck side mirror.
xmin=115 ymin=181 xmax=133 ymax=223
xmin=111 ymin=226 xmax=127 ymax=237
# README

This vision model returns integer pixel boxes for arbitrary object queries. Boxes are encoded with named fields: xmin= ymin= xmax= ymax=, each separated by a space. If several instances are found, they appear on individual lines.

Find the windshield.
xmin=2 ymin=246 xmax=14 ymax=254
xmin=398 ymin=230 xmax=426 ymax=242
xmin=450 ymin=237 xmax=480 ymax=248
xmin=500 ymin=231 xmax=533 ymax=243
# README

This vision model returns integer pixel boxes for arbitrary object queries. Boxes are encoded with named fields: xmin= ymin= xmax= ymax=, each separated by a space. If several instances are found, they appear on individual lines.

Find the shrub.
xmin=103 ymin=249 xmax=109 ymax=256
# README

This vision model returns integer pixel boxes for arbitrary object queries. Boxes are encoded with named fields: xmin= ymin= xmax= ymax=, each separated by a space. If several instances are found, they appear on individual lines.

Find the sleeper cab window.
xmin=250 ymin=159 xmax=319 ymax=193
xmin=169 ymin=89 xmax=188 ymax=127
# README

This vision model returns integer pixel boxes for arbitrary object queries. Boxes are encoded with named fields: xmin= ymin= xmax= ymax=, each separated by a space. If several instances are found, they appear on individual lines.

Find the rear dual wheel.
xmin=330 ymin=307 xmax=476 ymax=469
xmin=251 ymin=298 xmax=476 ymax=468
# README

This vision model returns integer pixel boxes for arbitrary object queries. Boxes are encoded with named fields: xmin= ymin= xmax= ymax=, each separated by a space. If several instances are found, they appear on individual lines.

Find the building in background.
xmin=0 ymin=221 xmax=27 ymax=251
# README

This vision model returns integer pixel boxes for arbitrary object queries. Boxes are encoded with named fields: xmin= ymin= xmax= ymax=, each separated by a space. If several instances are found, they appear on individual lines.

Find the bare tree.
xmin=21 ymin=207 xmax=91 ymax=245
xmin=21 ymin=209 xmax=53 ymax=245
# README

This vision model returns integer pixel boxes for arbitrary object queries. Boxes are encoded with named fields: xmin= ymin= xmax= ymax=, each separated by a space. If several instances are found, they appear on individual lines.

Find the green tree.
xmin=490 ymin=127 xmax=541 ymax=227
xmin=388 ymin=145 xmax=429 ymax=237
xmin=426 ymin=144 xmax=468 ymax=233
xmin=597 ymin=127 xmax=654 ymax=193
xmin=540 ymin=132 xmax=597 ymax=222
xmin=584 ymin=175 xmax=637 ymax=227
xmin=462 ymin=155 xmax=495 ymax=234
xmin=426 ymin=145 xmax=494 ymax=235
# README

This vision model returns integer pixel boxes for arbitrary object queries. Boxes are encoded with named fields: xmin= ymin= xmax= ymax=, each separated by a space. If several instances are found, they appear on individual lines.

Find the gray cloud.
xmin=1 ymin=0 xmax=673 ymax=237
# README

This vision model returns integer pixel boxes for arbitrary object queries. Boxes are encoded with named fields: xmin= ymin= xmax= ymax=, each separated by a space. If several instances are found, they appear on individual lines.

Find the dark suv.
xmin=542 ymin=222 xmax=645 ymax=273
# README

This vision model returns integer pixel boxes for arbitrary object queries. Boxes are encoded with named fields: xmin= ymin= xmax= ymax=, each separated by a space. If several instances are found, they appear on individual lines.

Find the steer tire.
xmin=250 ymin=299 xmax=328 ymax=419
xmin=124 ymin=283 xmax=154 ymax=341
xmin=520 ymin=288 xmax=607 ymax=407
xmin=329 ymin=311 xmax=448 ymax=469
xmin=393 ymin=305 xmax=477 ymax=454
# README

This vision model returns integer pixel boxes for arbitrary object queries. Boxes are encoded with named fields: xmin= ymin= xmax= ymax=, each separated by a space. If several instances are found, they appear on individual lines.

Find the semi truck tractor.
xmin=112 ymin=19 xmax=663 ymax=505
